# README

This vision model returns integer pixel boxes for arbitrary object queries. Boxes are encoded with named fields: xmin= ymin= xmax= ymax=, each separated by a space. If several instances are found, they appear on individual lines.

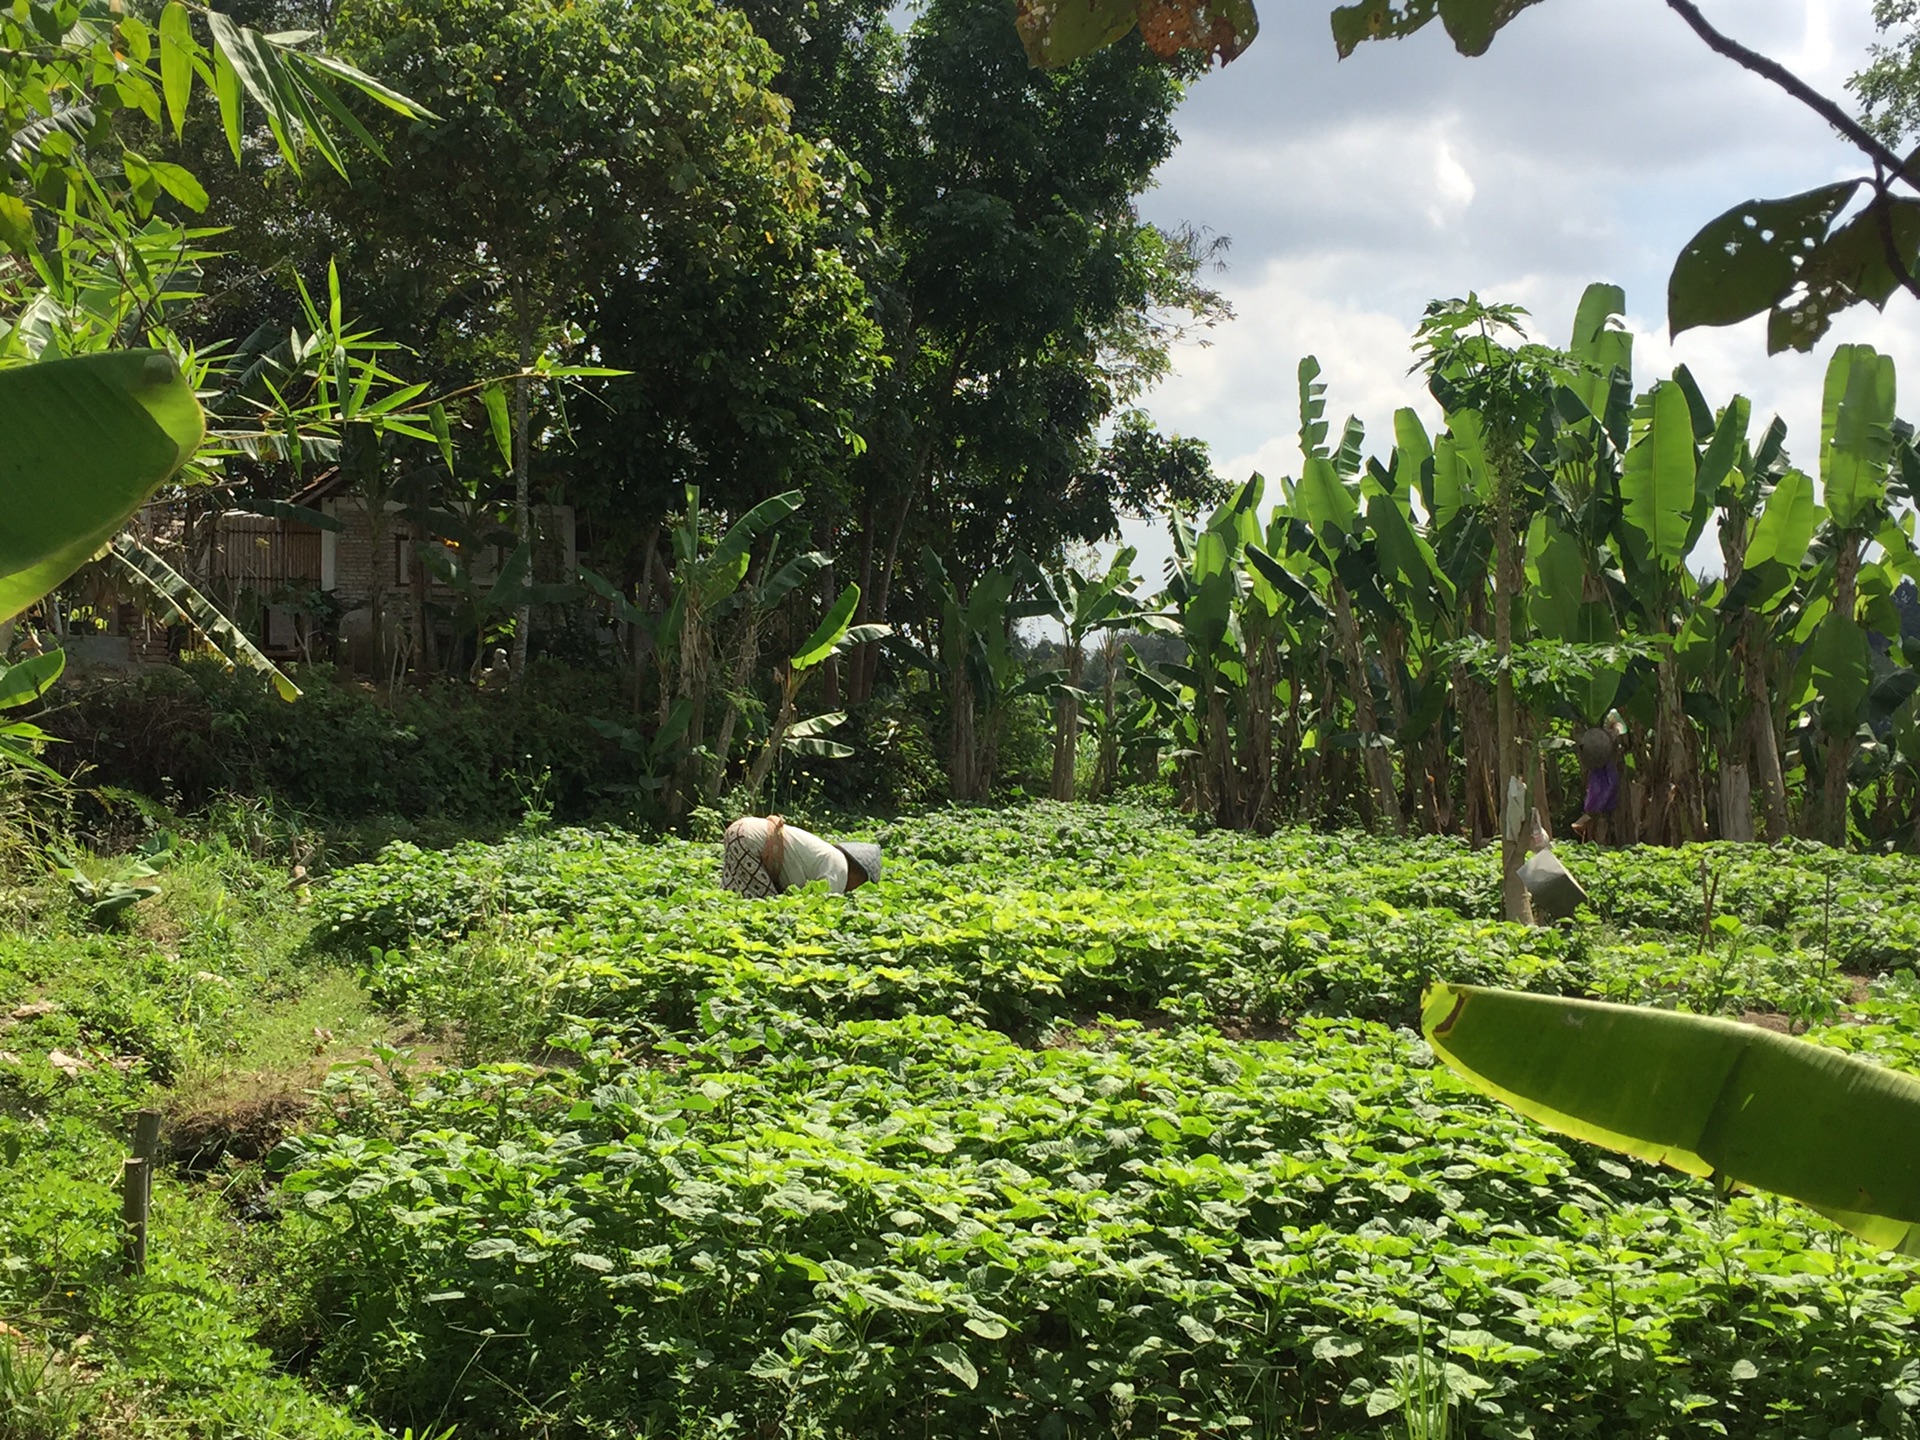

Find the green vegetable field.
xmin=245 ymin=805 xmax=1920 ymax=1438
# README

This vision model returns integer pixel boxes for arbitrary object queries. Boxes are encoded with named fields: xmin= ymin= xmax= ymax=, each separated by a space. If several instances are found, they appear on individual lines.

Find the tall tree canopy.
xmin=307 ymin=0 xmax=883 ymax=580
xmin=722 ymin=0 xmax=1224 ymax=697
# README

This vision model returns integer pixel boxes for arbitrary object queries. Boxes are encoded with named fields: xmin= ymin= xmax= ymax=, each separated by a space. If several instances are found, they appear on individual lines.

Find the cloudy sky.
xmin=1120 ymin=0 xmax=1917 ymax=570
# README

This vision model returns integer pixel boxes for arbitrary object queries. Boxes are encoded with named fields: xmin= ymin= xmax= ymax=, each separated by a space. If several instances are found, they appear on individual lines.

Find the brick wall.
xmin=323 ymin=502 xmax=576 ymax=609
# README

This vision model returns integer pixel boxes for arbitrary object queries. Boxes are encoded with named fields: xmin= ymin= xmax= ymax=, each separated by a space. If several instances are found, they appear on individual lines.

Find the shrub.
xmin=43 ymin=660 xmax=630 ymax=825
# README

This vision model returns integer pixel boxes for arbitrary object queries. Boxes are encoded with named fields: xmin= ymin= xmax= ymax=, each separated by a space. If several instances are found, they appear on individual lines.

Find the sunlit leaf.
xmin=0 ymin=352 xmax=205 ymax=625
xmin=1424 ymin=983 xmax=1920 ymax=1254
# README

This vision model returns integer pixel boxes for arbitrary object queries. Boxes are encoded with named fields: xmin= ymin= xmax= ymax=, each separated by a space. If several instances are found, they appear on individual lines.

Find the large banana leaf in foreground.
xmin=1423 ymin=983 xmax=1920 ymax=1254
xmin=1 ymin=352 xmax=205 ymax=624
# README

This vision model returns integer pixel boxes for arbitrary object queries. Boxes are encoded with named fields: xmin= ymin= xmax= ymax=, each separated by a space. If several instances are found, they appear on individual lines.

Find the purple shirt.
xmin=1585 ymin=761 xmax=1621 ymax=815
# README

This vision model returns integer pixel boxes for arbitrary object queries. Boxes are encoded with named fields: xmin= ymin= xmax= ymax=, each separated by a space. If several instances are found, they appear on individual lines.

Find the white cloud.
xmin=1430 ymin=139 xmax=1476 ymax=229
xmin=1128 ymin=0 xmax=1916 ymax=517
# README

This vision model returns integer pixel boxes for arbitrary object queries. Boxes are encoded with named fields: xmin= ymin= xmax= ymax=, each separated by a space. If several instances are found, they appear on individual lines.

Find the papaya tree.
xmin=1414 ymin=299 xmax=1567 ymax=919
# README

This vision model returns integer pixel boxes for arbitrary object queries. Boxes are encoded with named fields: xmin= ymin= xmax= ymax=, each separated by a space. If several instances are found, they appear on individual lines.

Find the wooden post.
xmin=121 ymin=1158 xmax=149 ymax=1274
xmin=123 ymin=1108 xmax=162 ymax=1275
xmin=132 ymin=1108 xmax=162 ymax=1164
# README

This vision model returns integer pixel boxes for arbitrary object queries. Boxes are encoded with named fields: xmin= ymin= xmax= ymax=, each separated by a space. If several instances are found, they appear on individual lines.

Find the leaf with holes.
xmin=1668 ymin=181 xmax=1859 ymax=337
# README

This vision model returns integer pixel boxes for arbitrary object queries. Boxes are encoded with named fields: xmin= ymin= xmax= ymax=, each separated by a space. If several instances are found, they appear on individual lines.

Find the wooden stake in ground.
xmin=123 ymin=1107 xmax=161 ymax=1274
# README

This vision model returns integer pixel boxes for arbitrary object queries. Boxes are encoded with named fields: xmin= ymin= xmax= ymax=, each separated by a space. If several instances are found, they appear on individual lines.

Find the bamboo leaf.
xmin=481 ymin=383 xmax=512 ymax=467
xmin=159 ymin=1 xmax=195 ymax=137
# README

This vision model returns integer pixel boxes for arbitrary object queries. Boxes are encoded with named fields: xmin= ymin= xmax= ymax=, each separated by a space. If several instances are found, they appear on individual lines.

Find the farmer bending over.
xmin=1571 ymin=722 xmax=1623 ymax=843
xmin=720 ymin=815 xmax=880 ymax=897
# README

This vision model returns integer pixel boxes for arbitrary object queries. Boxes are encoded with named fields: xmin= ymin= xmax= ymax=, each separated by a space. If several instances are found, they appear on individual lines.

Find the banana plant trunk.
xmin=705 ymin=609 xmax=765 ymax=804
xmin=1743 ymin=611 xmax=1790 ymax=841
xmin=1824 ymin=537 xmax=1865 ymax=846
xmin=1234 ymin=633 xmax=1276 ymax=831
xmin=1649 ymin=631 xmax=1705 ymax=844
xmin=1493 ymin=487 xmax=1531 ymax=922
xmin=949 ymin=664 xmax=979 ymax=802
xmin=745 ymin=671 xmax=798 ymax=801
xmin=1093 ymin=637 xmax=1120 ymax=799
xmin=1332 ymin=583 xmax=1403 ymax=835
xmin=1050 ymin=638 xmax=1082 ymax=801
xmin=1380 ymin=625 xmax=1433 ymax=833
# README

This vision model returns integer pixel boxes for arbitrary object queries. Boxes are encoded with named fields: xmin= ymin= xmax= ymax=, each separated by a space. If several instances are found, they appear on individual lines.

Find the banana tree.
xmin=1528 ymin=284 xmax=1634 ymax=736
xmin=1809 ymin=344 xmax=1899 ymax=845
xmin=651 ymin=487 xmax=805 ymax=813
xmin=419 ymin=538 xmax=580 ymax=674
xmin=744 ymin=582 xmax=890 ymax=800
xmin=1704 ymin=413 xmax=1816 ymax=840
xmin=1289 ymin=359 xmax=1404 ymax=833
xmin=0 ymin=651 xmax=67 ymax=781
xmin=2 ymin=353 xmax=204 ymax=626
xmin=1159 ymin=477 xmax=1274 ymax=827
xmin=1609 ymin=372 xmax=1733 ymax=843
xmin=921 ymin=551 xmax=1041 ymax=803
xmin=1 ymin=351 xmax=209 ymax=778
xmin=1020 ymin=550 xmax=1142 ymax=801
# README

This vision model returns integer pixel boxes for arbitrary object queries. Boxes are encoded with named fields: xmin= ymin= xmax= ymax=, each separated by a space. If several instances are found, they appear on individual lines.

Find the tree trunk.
xmin=1742 ymin=612 xmax=1790 ymax=841
xmin=1241 ymin=634 xmax=1276 ymax=831
xmin=1823 ymin=537 xmax=1863 ymax=847
xmin=364 ymin=494 xmax=389 ymax=684
xmin=745 ymin=668 xmax=795 ymax=801
xmin=1332 ymin=585 xmax=1403 ymax=835
xmin=509 ymin=307 xmax=534 ymax=682
xmin=1302 ymin=649 xmax=1334 ymax=824
xmin=705 ymin=609 xmax=764 ymax=804
xmin=1207 ymin=684 xmax=1239 ymax=826
xmin=408 ymin=518 xmax=435 ymax=678
xmin=1719 ymin=762 xmax=1755 ymax=842
xmin=846 ymin=493 xmax=877 ymax=706
xmin=1092 ymin=633 xmax=1121 ymax=799
xmin=1276 ymin=670 xmax=1304 ymax=819
xmin=949 ymin=664 xmax=977 ymax=802
xmin=851 ymin=485 xmax=919 ymax=707
xmin=1050 ymin=633 xmax=1082 ymax=802
xmin=1380 ymin=625 xmax=1431 ymax=833
xmin=1493 ymin=479 xmax=1532 ymax=922
xmin=1649 ymin=640 xmax=1704 ymax=844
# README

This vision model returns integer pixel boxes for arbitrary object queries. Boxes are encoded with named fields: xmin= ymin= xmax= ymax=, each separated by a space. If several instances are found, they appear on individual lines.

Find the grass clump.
xmin=0 ymin=834 xmax=408 ymax=1437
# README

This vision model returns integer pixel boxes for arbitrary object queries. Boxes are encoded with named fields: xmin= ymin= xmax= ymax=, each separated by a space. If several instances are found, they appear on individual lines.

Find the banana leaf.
xmin=110 ymin=535 xmax=300 ymax=701
xmin=1 ymin=352 xmax=205 ymax=624
xmin=1423 ymin=983 xmax=1920 ymax=1254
